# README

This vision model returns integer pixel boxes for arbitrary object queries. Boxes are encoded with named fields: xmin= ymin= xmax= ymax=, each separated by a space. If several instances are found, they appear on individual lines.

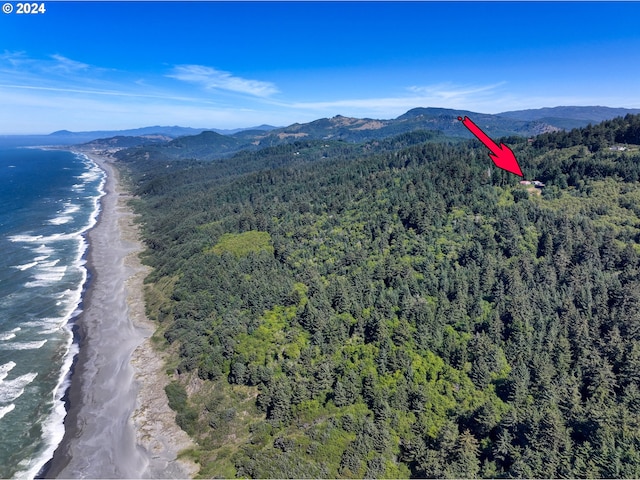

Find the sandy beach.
xmin=44 ymin=152 xmax=196 ymax=479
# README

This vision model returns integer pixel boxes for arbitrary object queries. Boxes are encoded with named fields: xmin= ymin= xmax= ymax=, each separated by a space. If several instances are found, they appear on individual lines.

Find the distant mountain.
xmin=49 ymin=126 xmax=207 ymax=139
xmin=212 ymin=124 xmax=279 ymax=135
xmin=499 ymin=106 xmax=640 ymax=129
xmin=47 ymin=124 xmax=279 ymax=143
xmin=255 ymin=106 xmax=640 ymax=147
xmin=114 ymin=107 xmax=561 ymax=162
xmin=238 ymin=107 xmax=562 ymax=148
xmin=81 ymin=134 xmax=174 ymax=150
xmin=395 ymin=107 xmax=560 ymax=137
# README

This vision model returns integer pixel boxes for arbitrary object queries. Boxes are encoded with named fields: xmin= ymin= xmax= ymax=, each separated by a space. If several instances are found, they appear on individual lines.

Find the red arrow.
xmin=457 ymin=116 xmax=523 ymax=177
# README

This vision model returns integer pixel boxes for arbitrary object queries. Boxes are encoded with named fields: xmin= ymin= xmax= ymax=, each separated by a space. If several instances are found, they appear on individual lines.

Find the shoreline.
xmin=43 ymin=151 xmax=196 ymax=478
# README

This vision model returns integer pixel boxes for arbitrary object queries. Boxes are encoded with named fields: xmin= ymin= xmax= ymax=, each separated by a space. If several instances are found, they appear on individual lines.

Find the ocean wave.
xmin=20 ymin=320 xmax=53 ymax=328
xmin=47 ymin=215 xmax=73 ymax=226
xmin=0 ymin=372 xmax=38 ymax=403
xmin=58 ymin=286 xmax=84 ymax=320
xmin=21 ymin=283 xmax=84 ymax=335
xmin=36 ymin=265 xmax=67 ymax=277
xmin=38 ymin=326 xmax=64 ymax=335
xmin=25 ymin=266 xmax=67 ymax=288
xmin=9 ymin=234 xmax=44 ymax=243
xmin=0 ymin=328 xmax=21 ymax=342
xmin=38 ymin=259 xmax=60 ymax=268
xmin=34 ymin=245 xmax=53 ymax=255
xmin=9 ymin=232 xmax=78 ymax=244
xmin=12 ymin=262 xmax=37 ymax=271
xmin=75 ymin=171 xmax=102 ymax=183
xmin=77 ymin=151 xmax=106 ymax=190
xmin=25 ymin=280 xmax=57 ymax=289
xmin=0 ymin=361 xmax=17 ymax=381
xmin=0 ymin=404 xmax=16 ymax=421
xmin=26 ymin=317 xmax=68 ymax=335
xmin=1 ymin=340 xmax=47 ymax=351
xmin=12 ymin=199 xmax=103 ymax=250
xmin=47 ymin=202 xmax=81 ymax=226
xmin=62 ymin=203 xmax=80 ymax=215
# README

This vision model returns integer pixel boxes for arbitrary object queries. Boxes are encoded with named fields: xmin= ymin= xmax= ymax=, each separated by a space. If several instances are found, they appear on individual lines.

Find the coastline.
xmin=43 ymin=152 xmax=197 ymax=478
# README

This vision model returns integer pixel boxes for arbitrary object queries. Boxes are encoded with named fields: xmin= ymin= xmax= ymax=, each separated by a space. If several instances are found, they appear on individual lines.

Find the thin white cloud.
xmin=282 ymin=92 xmax=640 ymax=119
xmin=0 ymin=83 xmax=219 ymax=104
xmin=278 ymin=81 xmax=510 ymax=116
xmin=49 ymin=54 xmax=90 ymax=73
xmin=282 ymin=96 xmax=483 ymax=114
xmin=0 ymin=51 xmax=29 ymax=68
xmin=0 ymin=51 xmax=94 ymax=76
xmin=0 ymin=87 xmax=272 ymax=133
xmin=407 ymin=82 xmax=507 ymax=100
xmin=168 ymin=65 xmax=279 ymax=97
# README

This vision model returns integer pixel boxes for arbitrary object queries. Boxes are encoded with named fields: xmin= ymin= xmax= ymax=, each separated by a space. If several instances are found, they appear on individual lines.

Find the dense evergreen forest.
xmin=118 ymin=115 xmax=640 ymax=478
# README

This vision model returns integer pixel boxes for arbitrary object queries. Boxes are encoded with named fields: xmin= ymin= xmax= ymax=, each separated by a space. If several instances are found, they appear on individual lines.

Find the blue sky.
xmin=1 ymin=1 xmax=639 ymax=134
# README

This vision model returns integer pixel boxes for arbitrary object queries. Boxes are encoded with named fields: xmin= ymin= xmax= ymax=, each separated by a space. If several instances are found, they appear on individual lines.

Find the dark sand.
xmin=44 ymin=153 xmax=196 ymax=479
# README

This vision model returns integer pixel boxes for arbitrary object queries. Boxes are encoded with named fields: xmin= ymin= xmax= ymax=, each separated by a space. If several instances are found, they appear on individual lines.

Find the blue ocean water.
xmin=0 ymin=146 xmax=105 ymax=478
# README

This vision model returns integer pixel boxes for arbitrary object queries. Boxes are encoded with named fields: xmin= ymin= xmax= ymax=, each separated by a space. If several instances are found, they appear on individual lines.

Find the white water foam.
xmin=9 ymin=232 xmax=78 ymax=244
xmin=25 ymin=266 xmax=67 ymax=288
xmin=21 ymin=318 xmax=65 ymax=335
xmin=60 ymin=285 xmax=84 ymax=320
xmin=62 ymin=203 xmax=80 ymax=215
xmin=0 ymin=361 xmax=17 ymax=381
xmin=46 ymin=203 xmax=81 ymax=227
xmin=47 ymin=215 xmax=73 ymax=226
xmin=11 ymin=174 xmax=104 ymax=256
xmin=13 ymin=262 xmax=38 ymax=271
xmin=28 ymin=285 xmax=84 ymax=335
xmin=75 ymin=170 xmax=102 ymax=183
xmin=0 ymin=403 xmax=16 ymax=420
xmin=0 ymin=328 xmax=21 ymax=342
xmin=0 ymin=372 xmax=38 ymax=403
xmin=1 ymin=340 xmax=47 ymax=351
xmin=34 ymin=245 xmax=53 ymax=255
xmin=8 ymin=234 xmax=44 ymax=243
xmin=38 ymin=259 xmax=60 ymax=268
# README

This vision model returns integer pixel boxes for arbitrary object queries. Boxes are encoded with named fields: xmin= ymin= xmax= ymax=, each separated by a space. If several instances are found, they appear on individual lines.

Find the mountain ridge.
xmin=56 ymin=105 xmax=640 ymax=140
xmin=498 ymin=105 xmax=640 ymax=122
xmin=72 ymin=105 xmax=640 ymax=161
xmin=49 ymin=124 xmax=279 ymax=140
xmin=109 ymin=107 xmax=563 ymax=161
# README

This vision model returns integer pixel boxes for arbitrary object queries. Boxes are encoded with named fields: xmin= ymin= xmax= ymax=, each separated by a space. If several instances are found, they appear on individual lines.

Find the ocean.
xmin=0 ymin=145 xmax=105 ymax=478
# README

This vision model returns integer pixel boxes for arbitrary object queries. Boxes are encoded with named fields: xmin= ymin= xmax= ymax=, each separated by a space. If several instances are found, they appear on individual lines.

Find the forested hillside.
xmin=120 ymin=114 xmax=640 ymax=478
